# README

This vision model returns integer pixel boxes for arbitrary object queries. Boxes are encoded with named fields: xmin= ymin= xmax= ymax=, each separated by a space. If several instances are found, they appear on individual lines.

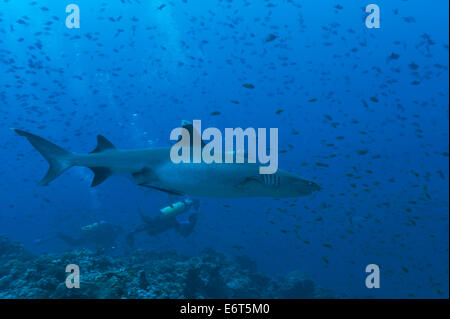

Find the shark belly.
xmin=154 ymin=161 xmax=260 ymax=197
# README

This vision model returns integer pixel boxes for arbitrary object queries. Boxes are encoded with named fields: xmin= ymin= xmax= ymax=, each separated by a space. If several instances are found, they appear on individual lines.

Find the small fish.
xmin=265 ymin=34 xmax=277 ymax=42
xmin=242 ymin=83 xmax=255 ymax=89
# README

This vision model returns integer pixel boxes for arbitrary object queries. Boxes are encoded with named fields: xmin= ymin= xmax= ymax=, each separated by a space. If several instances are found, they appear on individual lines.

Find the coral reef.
xmin=0 ymin=236 xmax=335 ymax=299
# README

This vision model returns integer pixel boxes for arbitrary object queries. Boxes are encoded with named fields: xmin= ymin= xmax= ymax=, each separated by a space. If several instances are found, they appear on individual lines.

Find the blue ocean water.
xmin=0 ymin=0 xmax=448 ymax=299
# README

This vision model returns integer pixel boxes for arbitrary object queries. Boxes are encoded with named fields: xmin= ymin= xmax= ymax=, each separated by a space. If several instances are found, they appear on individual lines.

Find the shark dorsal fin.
xmin=178 ymin=120 xmax=206 ymax=147
xmin=90 ymin=135 xmax=116 ymax=154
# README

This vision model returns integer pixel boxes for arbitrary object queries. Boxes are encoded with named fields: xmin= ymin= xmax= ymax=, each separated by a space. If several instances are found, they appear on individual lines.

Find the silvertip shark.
xmin=14 ymin=125 xmax=321 ymax=198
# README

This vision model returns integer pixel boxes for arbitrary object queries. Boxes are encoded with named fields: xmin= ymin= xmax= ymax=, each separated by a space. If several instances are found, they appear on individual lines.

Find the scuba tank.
xmin=160 ymin=199 xmax=199 ymax=219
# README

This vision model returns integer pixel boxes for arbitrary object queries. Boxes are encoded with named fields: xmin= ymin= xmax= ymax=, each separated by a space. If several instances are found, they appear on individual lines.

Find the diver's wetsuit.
xmin=126 ymin=211 xmax=198 ymax=247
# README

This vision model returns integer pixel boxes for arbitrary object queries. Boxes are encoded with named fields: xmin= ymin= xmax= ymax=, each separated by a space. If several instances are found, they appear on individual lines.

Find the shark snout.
xmin=293 ymin=178 xmax=322 ymax=195
xmin=309 ymin=181 xmax=322 ymax=192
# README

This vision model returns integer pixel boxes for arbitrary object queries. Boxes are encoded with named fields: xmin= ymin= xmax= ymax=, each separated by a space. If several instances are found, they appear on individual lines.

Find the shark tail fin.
xmin=14 ymin=129 xmax=73 ymax=186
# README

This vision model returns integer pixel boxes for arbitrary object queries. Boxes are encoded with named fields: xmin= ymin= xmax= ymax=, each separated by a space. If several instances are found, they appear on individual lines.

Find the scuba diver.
xmin=126 ymin=198 xmax=200 ymax=247
xmin=36 ymin=220 xmax=123 ymax=250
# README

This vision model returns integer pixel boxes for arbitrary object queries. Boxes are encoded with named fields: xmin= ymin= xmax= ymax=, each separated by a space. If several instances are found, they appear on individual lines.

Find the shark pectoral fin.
xmin=131 ymin=167 xmax=158 ymax=185
xmin=234 ymin=176 xmax=260 ymax=189
xmin=89 ymin=167 xmax=112 ymax=187
xmin=89 ymin=135 xmax=116 ymax=154
xmin=139 ymin=184 xmax=184 ymax=196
